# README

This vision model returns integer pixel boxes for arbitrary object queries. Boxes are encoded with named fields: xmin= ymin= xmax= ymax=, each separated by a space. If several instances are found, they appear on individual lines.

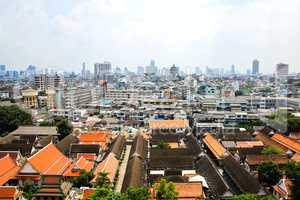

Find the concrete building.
xmin=276 ymin=63 xmax=289 ymax=76
xmin=22 ymin=88 xmax=38 ymax=108
xmin=34 ymin=74 xmax=63 ymax=91
xmin=252 ymin=59 xmax=259 ymax=75
xmin=94 ymin=62 xmax=112 ymax=81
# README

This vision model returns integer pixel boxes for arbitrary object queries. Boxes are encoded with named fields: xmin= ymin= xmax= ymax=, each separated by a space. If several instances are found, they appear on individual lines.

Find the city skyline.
xmin=0 ymin=0 xmax=299 ymax=73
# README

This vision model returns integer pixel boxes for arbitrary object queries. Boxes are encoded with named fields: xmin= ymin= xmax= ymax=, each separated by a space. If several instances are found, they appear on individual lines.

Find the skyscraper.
xmin=230 ymin=65 xmax=235 ymax=75
xmin=145 ymin=60 xmax=157 ymax=75
xmin=94 ymin=62 xmax=112 ymax=81
xmin=276 ymin=63 xmax=289 ymax=76
xmin=81 ymin=62 xmax=86 ymax=79
xmin=252 ymin=59 xmax=259 ymax=75
xmin=0 ymin=65 xmax=6 ymax=80
xmin=137 ymin=66 xmax=144 ymax=75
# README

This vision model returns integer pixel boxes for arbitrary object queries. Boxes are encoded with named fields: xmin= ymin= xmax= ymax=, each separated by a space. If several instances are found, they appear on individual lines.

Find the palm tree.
xmin=95 ymin=172 xmax=111 ymax=188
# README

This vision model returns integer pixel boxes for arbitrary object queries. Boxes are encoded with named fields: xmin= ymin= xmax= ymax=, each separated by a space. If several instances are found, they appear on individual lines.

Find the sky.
xmin=0 ymin=0 xmax=299 ymax=73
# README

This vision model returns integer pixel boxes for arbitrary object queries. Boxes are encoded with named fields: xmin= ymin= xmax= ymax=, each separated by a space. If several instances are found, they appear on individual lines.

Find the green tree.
xmin=94 ymin=172 xmax=111 ymax=188
xmin=0 ymin=105 xmax=32 ymax=136
xmin=22 ymin=179 xmax=38 ymax=200
xmin=157 ymin=141 xmax=170 ymax=149
xmin=230 ymin=193 xmax=275 ymax=200
xmin=285 ymin=161 xmax=300 ymax=200
xmin=257 ymin=161 xmax=282 ymax=186
xmin=55 ymin=117 xmax=73 ymax=140
xmin=71 ymin=170 xmax=94 ymax=188
xmin=122 ymin=187 xmax=150 ymax=200
xmin=88 ymin=187 xmax=121 ymax=200
xmin=154 ymin=179 xmax=178 ymax=200
xmin=261 ymin=146 xmax=283 ymax=155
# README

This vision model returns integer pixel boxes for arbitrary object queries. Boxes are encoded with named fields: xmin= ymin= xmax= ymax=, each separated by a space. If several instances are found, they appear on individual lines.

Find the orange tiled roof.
xmin=77 ymin=153 xmax=97 ymax=161
xmin=272 ymin=133 xmax=300 ymax=153
xmin=203 ymin=133 xmax=226 ymax=159
xmin=0 ymin=186 xmax=21 ymax=199
xmin=27 ymin=143 xmax=72 ymax=175
xmin=0 ymin=155 xmax=20 ymax=186
xmin=255 ymin=131 xmax=287 ymax=152
xmin=92 ymin=153 xmax=119 ymax=183
xmin=151 ymin=183 xmax=204 ymax=200
xmin=149 ymin=119 xmax=189 ymax=129
xmin=175 ymin=183 xmax=204 ymax=199
xmin=236 ymin=141 xmax=264 ymax=148
xmin=291 ymin=153 xmax=300 ymax=162
xmin=64 ymin=156 xmax=94 ymax=177
xmin=81 ymin=188 xmax=96 ymax=200
xmin=79 ymin=132 xmax=109 ymax=144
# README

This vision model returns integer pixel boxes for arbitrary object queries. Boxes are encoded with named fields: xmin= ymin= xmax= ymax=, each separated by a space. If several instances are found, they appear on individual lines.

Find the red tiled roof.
xmin=64 ymin=156 xmax=94 ymax=177
xmin=79 ymin=132 xmax=109 ymax=143
xmin=92 ymin=153 xmax=119 ymax=183
xmin=272 ymin=133 xmax=300 ymax=153
xmin=0 ymin=155 xmax=20 ymax=186
xmin=203 ymin=133 xmax=226 ymax=159
xmin=81 ymin=188 xmax=96 ymax=200
xmin=0 ymin=186 xmax=21 ymax=199
xmin=149 ymin=119 xmax=189 ymax=129
xmin=77 ymin=153 xmax=97 ymax=161
xmin=27 ymin=143 xmax=72 ymax=175
xmin=151 ymin=183 xmax=204 ymax=200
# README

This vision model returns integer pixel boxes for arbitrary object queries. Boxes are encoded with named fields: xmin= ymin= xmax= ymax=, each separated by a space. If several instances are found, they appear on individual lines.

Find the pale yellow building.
xmin=22 ymin=88 xmax=38 ymax=108
xmin=46 ymin=89 xmax=56 ymax=109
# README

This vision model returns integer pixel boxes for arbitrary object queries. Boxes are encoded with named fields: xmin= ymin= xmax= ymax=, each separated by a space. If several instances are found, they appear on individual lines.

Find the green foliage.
xmin=230 ymin=193 xmax=276 ymax=200
xmin=236 ymin=119 xmax=263 ymax=131
xmin=55 ymin=117 xmax=73 ymax=140
xmin=22 ymin=179 xmax=38 ymax=199
xmin=154 ymin=179 xmax=178 ymax=200
xmin=94 ymin=172 xmax=111 ymax=188
xmin=285 ymin=161 xmax=300 ymax=200
xmin=257 ymin=161 xmax=282 ymax=186
xmin=0 ymin=105 xmax=32 ymax=136
xmin=122 ymin=187 xmax=150 ymax=200
xmin=88 ymin=187 xmax=121 ymax=200
xmin=268 ymin=111 xmax=300 ymax=132
xmin=71 ymin=170 xmax=94 ymax=188
xmin=88 ymin=187 xmax=150 ymax=200
xmin=235 ymin=90 xmax=243 ymax=96
xmin=157 ymin=141 xmax=170 ymax=149
xmin=261 ymin=146 xmax=283 ymax=155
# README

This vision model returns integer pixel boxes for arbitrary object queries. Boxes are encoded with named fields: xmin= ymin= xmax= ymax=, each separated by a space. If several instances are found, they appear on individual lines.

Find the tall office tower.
xmin=94 ymin=62 xmax=112 ymax=80
xmin=137 ymin=66 xmax=144 ymax=75
xmin=0 ymin=65 xmax=6 ymax=80
xmin=81 ymin=62 xmax=86 ymax=79
xmin=26 ymin=65 xmax=36 ymax=78
xmin=195 ymin=66 xmax=202 ymax=75
xmin=145 ymin=60 xmax=157 ymax=75
xmin=276 ymin=63 xmax=289 ymax=76
xmin=252 ymin=59 xmax=259 ymax=75
xmin=230 ymin=64 xmax=236 ymax=75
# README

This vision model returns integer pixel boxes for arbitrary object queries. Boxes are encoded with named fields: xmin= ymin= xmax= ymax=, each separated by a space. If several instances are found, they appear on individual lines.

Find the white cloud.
xmin=0 ymin=0 xmax=299 ymax=73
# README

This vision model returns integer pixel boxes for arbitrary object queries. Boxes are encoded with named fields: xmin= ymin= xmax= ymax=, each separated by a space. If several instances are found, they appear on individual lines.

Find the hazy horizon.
xmin=0 ymin=0 xmax=299 ymax=73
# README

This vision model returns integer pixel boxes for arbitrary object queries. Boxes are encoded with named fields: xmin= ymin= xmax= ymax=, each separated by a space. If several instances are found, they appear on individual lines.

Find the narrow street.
xmin=115 ymin=145 xmax=132 ymax=192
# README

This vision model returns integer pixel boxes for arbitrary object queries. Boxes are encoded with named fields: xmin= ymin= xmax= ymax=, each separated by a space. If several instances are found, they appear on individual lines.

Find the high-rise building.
xmin=276 ymin=63 xmax=289 ymax=76
xmin=81 ymin=62 xmax=86 ymax=79
xmin=35 ymin=74 xmax=63 ymax=91
xmin=0 ymin=65 xmax=6 ymax=80
xmin=137 ymin=66 xmax=144 ymax=75
xmin=94 ymin=62 xmax=112 ymax=80
xmin=145 ymin=60 xmax=157 ymax=75
xmin=26 ymin=65 xmax=36 ymax=79
xmin=230 ymin=65 xmax=235 ymax=75
xmin=252 ymin=59 xmax=259 ymax=75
